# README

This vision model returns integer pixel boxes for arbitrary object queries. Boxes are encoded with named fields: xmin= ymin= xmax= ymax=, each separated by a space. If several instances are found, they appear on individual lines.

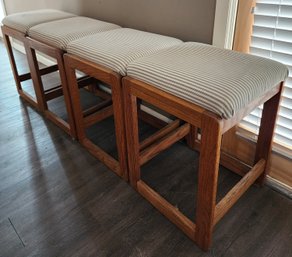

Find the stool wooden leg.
xmin=111 ymin=74 xmax=128 ymax=179
xmin=123 ymin=80 xmax=141 ymax=188
xmin=2 ymin=33 xmax=22 ymax=92
xmin=24 ymin=45 xmax=47 ymax=112
xmin=55 ymin=54 xmax=77 ymax=138
xmin=255 ymin=83 xmax=283 ymax=184
xmin=64 ymin=63 xmax=85 ymax=141
xmin=186 ymin=125 xmax=198 ymax=150
xmin=195 ymin=112 xmax=223 ymax=251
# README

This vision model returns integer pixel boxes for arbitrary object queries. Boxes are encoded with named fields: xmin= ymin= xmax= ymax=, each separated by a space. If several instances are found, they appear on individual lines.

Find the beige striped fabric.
xmin=127 ymin=42 xmax=289 ymax=119
xmin=2 ymin=9 xmax=75 ymax=34
xmin=28 ymin=17 xmax=121 ymax=50
xmin=67 ymin=28 xmax=182 ymax=76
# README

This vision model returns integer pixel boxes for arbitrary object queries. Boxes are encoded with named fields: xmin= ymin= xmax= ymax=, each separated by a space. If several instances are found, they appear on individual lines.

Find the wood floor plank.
xmin=0 ymin=219 xmax=24 ymax=257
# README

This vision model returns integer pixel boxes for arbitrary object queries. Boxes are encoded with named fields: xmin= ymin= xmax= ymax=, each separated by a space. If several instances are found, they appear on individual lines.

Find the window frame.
xmin=221 ymin=0 xmax=292 ymax=190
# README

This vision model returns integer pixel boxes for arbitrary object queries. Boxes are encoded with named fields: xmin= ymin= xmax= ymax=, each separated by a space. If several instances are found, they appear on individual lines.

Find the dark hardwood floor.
xmin=0 ymin=39 xmax=291 ymax=257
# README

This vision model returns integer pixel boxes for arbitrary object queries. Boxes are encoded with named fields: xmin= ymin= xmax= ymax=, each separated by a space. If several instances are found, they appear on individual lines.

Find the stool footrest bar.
xmin=139 ymin=119 xmax=180 ymax=151
xmin=138 ymin=180 xmax=196 ymax=240
xmin=83 ymin=99 xmax=112 ymax=117
xmin=139 ymin=123 xmax=190 ymax=166
xmin=214 ymin=158 xmax=266 ymax=225
xmin=82 ymin=138 xmax=121 ymax=176
xmin=84 ymin=105 xmax=113 ymax=128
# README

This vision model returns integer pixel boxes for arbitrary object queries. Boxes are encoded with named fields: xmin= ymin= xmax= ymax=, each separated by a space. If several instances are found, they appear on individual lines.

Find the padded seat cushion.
xmin=127 ymin=42 xmax=289 ymax=119
xmin=28 ymin=17 xmax=121 ymax=50
xmin=67 ymin=28 xmax=182 ymax=76
xmin=2 ymin=9 xmax=75 ymax=34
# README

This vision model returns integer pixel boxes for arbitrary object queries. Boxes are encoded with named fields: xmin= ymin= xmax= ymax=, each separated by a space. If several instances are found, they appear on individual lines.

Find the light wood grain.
xmin=64 ymin=54 xmax=128 ymax=179
xmin=138 ymin=181 xmax=197 ymax=240
xmin=195 ymin=112 xmax=223 ymax=251
xmin=255 ymin=84 xmax=283 ymax=184
xmin=123 ymin=78 xmax=141 ymax=187
xmin=84 ymin=105 xmax=113 ymax=128
xmin=139 ymin=119 xmax=180 ymax=151
xmin=233 ymin=0 xmax=256 ymax=53
xmin=214 ymin=158 xmax=266 ymax=225
xmin=139 ymin=123 xmax=190 ymax=166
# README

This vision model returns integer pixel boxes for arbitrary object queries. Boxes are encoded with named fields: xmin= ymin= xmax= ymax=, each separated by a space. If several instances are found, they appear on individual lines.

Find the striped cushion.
xmin=28 ymin=17 xmax=121 ymax=50
xmin=127 ymin=42 xmax=289 ymax=119
xmin=2 ymin=9 xmax=75 ymax=34
xmin=67 ymin=28 xmax=182 ymax=76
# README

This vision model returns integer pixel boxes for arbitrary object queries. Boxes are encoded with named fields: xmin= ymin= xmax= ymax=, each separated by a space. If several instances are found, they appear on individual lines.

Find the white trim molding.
xmin=212 ymin=0 xmax=239 ymax=49
xmin=0 ymin=0 xmax=7 ymax=37
xmin=266 ymin=176 xmax=292 ymax=199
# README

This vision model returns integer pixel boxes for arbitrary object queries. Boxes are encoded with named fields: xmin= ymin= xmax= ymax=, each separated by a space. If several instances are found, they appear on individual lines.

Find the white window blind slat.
xmin=240 ymin=120 xmax=259 ymax=132
xmin=254 ymin=15 xmax=279 ymax=28
xmin=282 ymin=0 xmax=292 ymax=5
xmin=245 ymin=110 xmax=292 ymax=130
xmin=250 ymin=46 xmax=272 ymax=57
xmin=251 ymin=36 xmax=292 ymax=55
xmin=281 ymin=5 xmax=292 ymax=17
xmin=283 ymin=87 xmax=292 ymax=99
xmin=280 ymin=105 xmax=292 ymax=119
xmin=254 ymin=16 xmax=292 ymax=31
xmin=252 ymin=26 xmax=292 ymax=43
xmin=282 ymin=95 xmax=292 ymax=107
xmin=276 ymin=126 xmax=292 ymax=139
xmin=277 ymin=116 xmax=292 ymax=130
xmin=257 ymin=0 xmax=292 ymax=5
xmin=273 ymin=135 xmax=292 ymax=148
xmin=241 ymin=0 xmax=292 ymax=154
xmin=255 ymin=3 xmax=292 ymax=18
xmin=285 ymin=77 xmax=292 ymax=88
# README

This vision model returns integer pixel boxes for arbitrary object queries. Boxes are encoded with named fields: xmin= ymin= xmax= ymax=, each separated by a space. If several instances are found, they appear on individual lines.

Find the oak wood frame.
xmin=1 ymin=25 xmax=59 ymax=110
xmin=64 ymin=54 xmax=128 ymax=179
xmin=1 ymin=25 xmax=89 ymax=138
xmin=123 ymin=76 xmax=283 ymax=251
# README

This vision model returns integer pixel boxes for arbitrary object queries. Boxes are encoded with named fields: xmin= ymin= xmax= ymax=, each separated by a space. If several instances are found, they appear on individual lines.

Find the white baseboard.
xmin=266 ymin=176 xmax=292 ymax=199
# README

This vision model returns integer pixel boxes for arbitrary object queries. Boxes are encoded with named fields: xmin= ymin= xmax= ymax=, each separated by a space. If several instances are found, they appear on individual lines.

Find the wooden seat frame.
xmin=123 ymin=76 xmax=283 ymax=251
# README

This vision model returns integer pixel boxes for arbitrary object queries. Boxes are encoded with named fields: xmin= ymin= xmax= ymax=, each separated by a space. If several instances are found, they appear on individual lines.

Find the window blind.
xmin=240 ymin=0 xmax=292 ymax=155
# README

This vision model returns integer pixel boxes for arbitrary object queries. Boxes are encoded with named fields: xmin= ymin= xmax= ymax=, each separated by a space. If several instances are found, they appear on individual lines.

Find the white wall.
xmin=0 ymin=0 xmax=6 ymax=36
xmin=2 ymin=0 xmax=217 ymax=43
xmin=0 ymin=0 xmax=6 ymax=22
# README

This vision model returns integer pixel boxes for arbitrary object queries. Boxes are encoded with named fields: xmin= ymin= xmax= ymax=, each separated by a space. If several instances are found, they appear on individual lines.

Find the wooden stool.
xmin=64 ymin=28 xmax=182 ymax=179
xmin=1 ymin=9 xmax=75 ymax=110
xmin=123 ymin=42 xmax=288 ymax=250
xmin=22 ymin=17 xmax=120 ymax=138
